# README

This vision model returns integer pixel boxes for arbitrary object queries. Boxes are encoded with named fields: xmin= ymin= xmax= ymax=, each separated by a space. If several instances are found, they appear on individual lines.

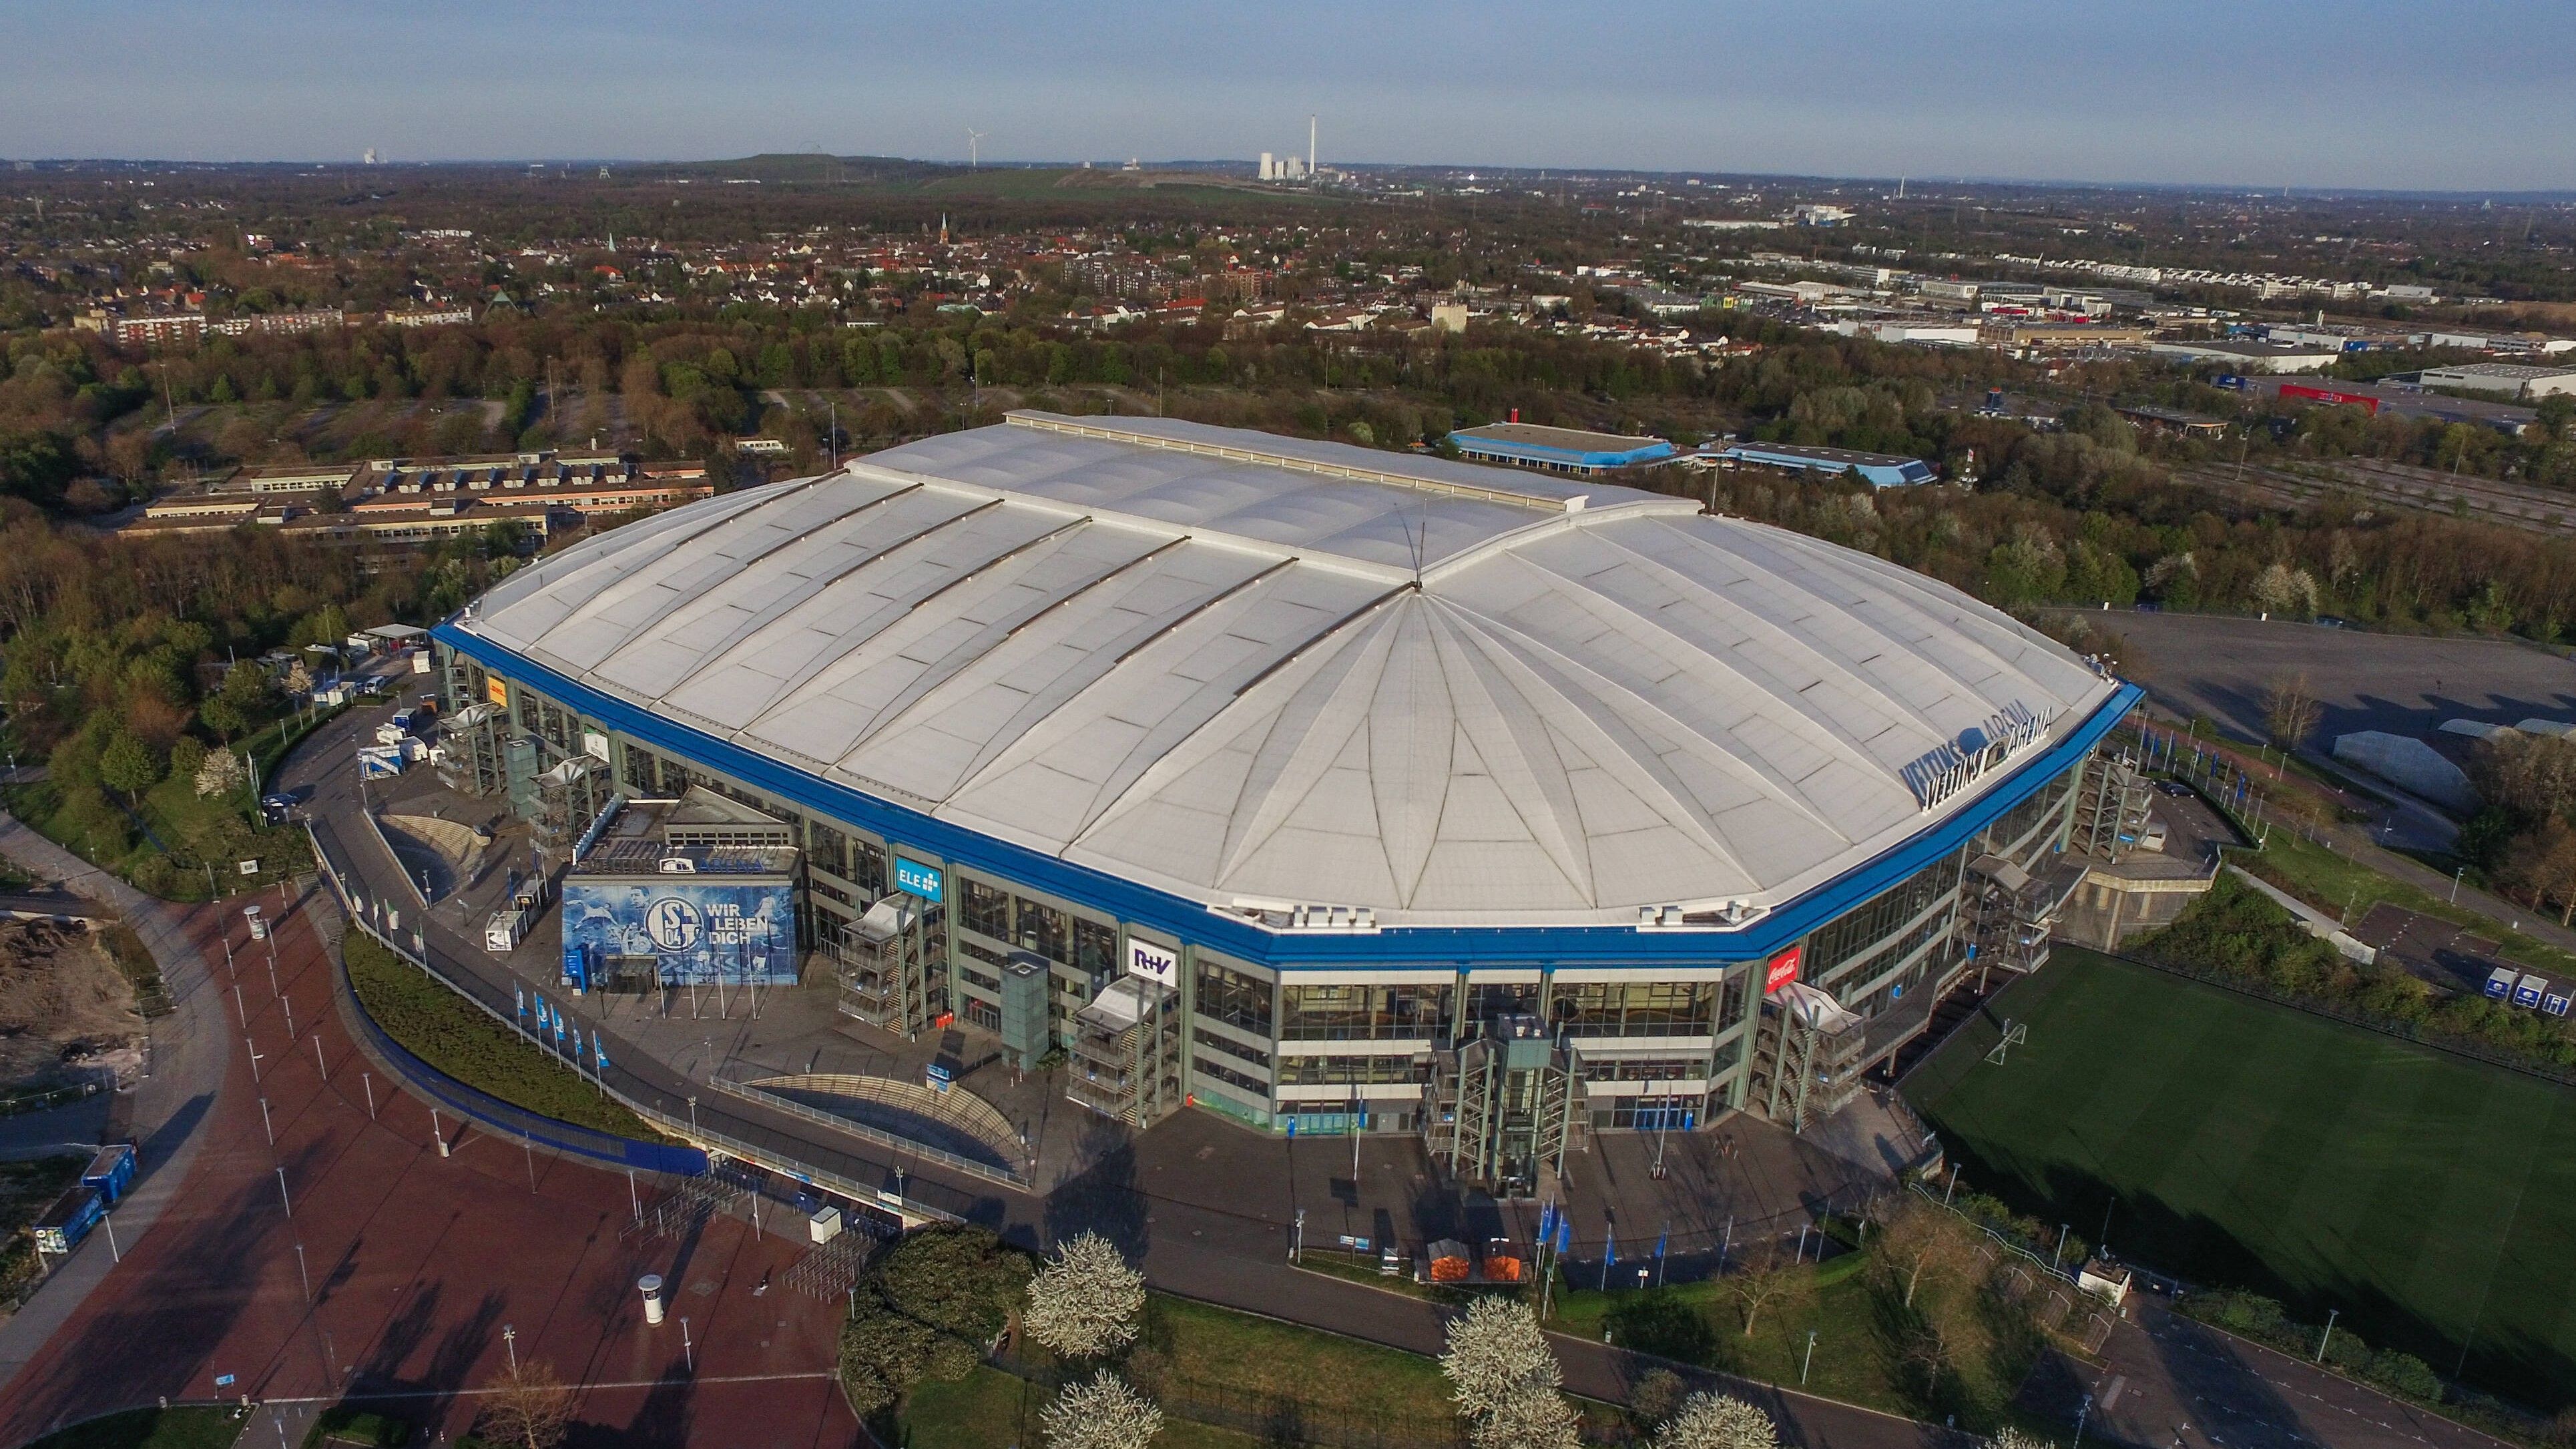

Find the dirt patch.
xmin=0 ymin=920 xmax=143 ymax=1093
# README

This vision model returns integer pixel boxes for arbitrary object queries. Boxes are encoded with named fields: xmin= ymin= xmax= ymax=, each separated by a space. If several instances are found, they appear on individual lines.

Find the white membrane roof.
xmin=460 ymin=412 xmax=2117 ymax=928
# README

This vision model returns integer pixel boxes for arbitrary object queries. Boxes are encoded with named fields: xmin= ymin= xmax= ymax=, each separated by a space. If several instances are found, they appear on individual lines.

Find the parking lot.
xmin=2089 ymin=611 xmax=2576 ymax=744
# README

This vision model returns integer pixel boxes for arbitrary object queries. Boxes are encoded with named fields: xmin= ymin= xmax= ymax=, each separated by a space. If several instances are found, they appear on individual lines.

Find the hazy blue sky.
xmin=3 ymin=1 xmax=2568 ymax=191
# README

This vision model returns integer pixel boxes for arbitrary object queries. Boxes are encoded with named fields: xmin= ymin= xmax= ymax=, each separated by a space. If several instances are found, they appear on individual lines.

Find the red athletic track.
xmin=0 ymin=891 xmax=862 ymax=1449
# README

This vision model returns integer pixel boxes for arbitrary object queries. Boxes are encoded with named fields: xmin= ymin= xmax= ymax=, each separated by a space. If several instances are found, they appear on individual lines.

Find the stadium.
xmin=431 ymin=412 xmax=2138 ymax=1189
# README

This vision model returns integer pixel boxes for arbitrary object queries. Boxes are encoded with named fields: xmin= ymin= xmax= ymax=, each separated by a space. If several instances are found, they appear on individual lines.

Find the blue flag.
xmin=594 ymin=1037 xmax=608 ymax=1073
xmin=1655 ymin=1226 xmax=1668 ymax=1261
xmin=1555 ymin=1215 xmax=1573 ymax=1253
xmin=515 ymin=985 xmax=525 ymax=1019
xmin=1537 ymin=1202 xmax=1557 ymax=1247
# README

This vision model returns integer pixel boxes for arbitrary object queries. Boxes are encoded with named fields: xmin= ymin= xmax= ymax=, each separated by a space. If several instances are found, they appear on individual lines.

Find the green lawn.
xmin=1908 ymin=948 xmax=2576 ymax=1406
xmin=1547 ymin=1255 xmax=1935 ymax=1420
xmin=19 ymin=1407 xmax=244 ymax=1449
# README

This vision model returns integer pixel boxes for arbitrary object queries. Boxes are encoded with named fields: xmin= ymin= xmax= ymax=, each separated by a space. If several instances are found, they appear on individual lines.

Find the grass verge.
xmin=343 ymin=930 xmax=662 ymax=1140
xmin=2244 ymin=820 xmax=2576 ymax=977
xmin=19 ymin=1407 xmax=244 ymax=1449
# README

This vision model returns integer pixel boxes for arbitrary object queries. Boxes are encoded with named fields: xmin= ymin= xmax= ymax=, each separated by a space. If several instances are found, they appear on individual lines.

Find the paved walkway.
xmin=2023 ymin=1300 xmax=2513 ymax=1449
xmin=0 ymin=880 xmax=859 ymax=1449
xmin=0 ymin=814 xmax=233 ymax=1398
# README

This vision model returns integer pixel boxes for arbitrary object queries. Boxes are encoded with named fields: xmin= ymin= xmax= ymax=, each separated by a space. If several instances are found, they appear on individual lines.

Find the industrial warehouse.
xmin=427 ymin=411 xmax=2143 ymax=1190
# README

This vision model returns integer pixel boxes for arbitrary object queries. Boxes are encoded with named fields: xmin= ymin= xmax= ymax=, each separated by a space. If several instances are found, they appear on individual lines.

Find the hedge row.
xmin=342 ymin=931 xmax=661 ymax=1140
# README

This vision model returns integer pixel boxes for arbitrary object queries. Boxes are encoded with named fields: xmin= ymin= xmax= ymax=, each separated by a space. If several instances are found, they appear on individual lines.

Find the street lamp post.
xmin=503 ymin=1324 xmax=517 ymax=1373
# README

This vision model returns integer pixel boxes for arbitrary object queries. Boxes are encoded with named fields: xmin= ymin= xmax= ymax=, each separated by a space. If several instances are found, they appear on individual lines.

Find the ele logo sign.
xmin=893 ymin=858 xmax=943 ymax=902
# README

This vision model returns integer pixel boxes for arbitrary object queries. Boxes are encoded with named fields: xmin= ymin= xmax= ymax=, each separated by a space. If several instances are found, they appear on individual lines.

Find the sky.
xmin=3 ymin=0 xmax=2570 ymax=193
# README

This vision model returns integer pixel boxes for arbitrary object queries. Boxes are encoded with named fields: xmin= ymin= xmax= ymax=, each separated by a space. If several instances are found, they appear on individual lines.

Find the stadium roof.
xmin=456 ymin=412 xmax=2118 ymax=929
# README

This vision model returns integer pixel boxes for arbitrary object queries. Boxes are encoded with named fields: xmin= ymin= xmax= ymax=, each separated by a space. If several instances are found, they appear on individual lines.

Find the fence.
xmin=2111 ymin=946 xmax=2576 ymax=1089
xmin=709 ymin=1073 xmax=1025 ymax=1188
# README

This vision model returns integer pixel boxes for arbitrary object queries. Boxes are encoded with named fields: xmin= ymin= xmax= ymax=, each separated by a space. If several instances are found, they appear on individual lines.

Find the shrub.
xmin=342 ymin=932 xmax=658 ymax=1139
xmin=2366 ymin=1350 xmax=2444 ymax=1403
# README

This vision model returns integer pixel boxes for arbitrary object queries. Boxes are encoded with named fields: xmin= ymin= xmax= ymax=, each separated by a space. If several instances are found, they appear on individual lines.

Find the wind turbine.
xmin=966 ymin=129 xmax=987 ymax=169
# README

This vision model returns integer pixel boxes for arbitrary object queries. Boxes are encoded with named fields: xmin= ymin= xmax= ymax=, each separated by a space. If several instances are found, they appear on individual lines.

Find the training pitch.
xmin=1907 ymin=948 xmax=2576 ymax=1406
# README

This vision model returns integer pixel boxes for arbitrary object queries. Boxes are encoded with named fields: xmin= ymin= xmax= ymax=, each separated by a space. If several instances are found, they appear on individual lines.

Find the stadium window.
xmin=1280 ymin=982 xmax=1449 ymax=1041
xmin=1549 ymin=980 xmax=1713 ymax=1037
xmin=1194 ymin=959 xmax=1274 ymax=1036
xmin=807 ymin=821 xmax=850 ymax=879
xmin=1464 ymin=981 xmax=1541 ymax=1029
xmin=1192 ymin=1058 xmax=1269 ymax=1097
xmin=1192 ymin=1027 xmax=1270 ymax=1071
xmin=1276 ymin=1054 xmax=1421 ymax=1086
xmin=623 ymin=744 xmax=666 ymax=796
xmin=850 ymin=837 xmax=886 ymax=896
xmin=1013 ymin=896 xmax=1071 ymax=965
xmin=960 ymin=878 xmax=1011 ymax=940
xmin=1073 ymin=918 xmax=1117 ymax=975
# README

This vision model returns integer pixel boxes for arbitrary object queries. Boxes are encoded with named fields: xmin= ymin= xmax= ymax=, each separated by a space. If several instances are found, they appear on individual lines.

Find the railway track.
xmin=2181 ymin=459 xmax=2576 ymax=537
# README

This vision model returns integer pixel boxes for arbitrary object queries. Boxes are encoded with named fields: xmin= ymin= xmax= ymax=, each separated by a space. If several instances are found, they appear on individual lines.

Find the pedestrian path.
xmin=0 ymin=815 xmax=236 ymax=1396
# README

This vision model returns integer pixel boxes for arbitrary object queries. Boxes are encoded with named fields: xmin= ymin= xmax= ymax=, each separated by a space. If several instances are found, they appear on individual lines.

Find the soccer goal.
xmin=1985 ymin=1019 xmax=2029 ymax=1065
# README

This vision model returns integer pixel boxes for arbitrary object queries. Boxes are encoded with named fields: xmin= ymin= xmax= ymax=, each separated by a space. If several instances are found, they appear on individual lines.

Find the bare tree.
xmin=1872 ymin=1203 xmax=1978 ymax=1309
xmin=476 ymin=1360 xmax=574 ymax=1449
xmin=2262 ymin=671 xmax=2322 ymax=752
xmin=1722 ymin=1247 xmax=1808 ymax=1338
xmin=1653 ymin=1391 xmax=1780 ymax=1449
xmin=1024 ymin=1230 xmax=1147 ymax=1360
xmin=2508 ymin=818 xmax=2576 ymax=925
xmin=1041 ymin=1370 xmax=1164 ymax=1449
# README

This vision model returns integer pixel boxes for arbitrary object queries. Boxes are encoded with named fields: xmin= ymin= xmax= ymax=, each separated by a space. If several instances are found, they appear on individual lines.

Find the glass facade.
xmin=1280 ymin=982 xmax=1451 ymax=1041
xmin=1549 ymin=980 xmax=1716 ymax=1038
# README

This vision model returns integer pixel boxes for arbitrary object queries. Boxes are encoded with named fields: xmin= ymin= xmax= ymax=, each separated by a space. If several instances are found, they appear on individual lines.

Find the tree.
xmin=1871 ymin=1203 xmax=1978 ymax=1310
xmin=1024 ymin=1230 xmax=1147 ymax=1360
xmin=1440 ymin=1297 xmax=1562 ymax=1424
xmin=1989 ymin=1430 xmax=2056 ymax=1449
xmin=1630 ymin=1368 xmax=1687 ymax=1426
xmin=2262 ymin=671 xmax=2322 ymax=753
xmin=475 ymin=1360 xmax=573 ymax=1449
xmin=194 ymin=747 xmax=246 ymax=799
xmin=99 ymin=730 xmax=160 ymax=802
xmin=1040 ymin=1370 xmax=1163 ymax=1449
xmin=1722 ymin=1247 xmax=1809 ymax=1338
xmin=2506 ymin=818 xmax=2576 ymax=926
xmin=1653 ymin=1392 xmax=1780 ymax=1449
xmin=1473 ymin=1386 xmax=1581 ymax=1449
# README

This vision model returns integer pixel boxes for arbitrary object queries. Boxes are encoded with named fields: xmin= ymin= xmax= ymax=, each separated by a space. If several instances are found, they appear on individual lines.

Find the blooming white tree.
xmin=1441 ymin=1297 xmax=1576 ymax=1446
xmin=1040 ymin=1370 xmax=1163 ymax=1449
xmin=1987 ymin=1431 xmax=2056 ymax=1449
xmin=1024 ymin=1230 xmax=1147 ymax=1360
xmin=1653 ymin=1391 xmax=1780 ymax=1449
xmin=194 ymin=748 xmax=246 ymax=799
xmin=1473 ymin=1385 xmax=1581 ymax=1449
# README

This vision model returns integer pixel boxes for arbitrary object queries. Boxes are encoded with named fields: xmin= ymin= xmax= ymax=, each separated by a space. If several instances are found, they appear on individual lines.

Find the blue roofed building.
xmin=1447 ymin=421 xmax=1677 ymax=478
xmin=1706 ymin=442 xmax=1937 ymax=488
